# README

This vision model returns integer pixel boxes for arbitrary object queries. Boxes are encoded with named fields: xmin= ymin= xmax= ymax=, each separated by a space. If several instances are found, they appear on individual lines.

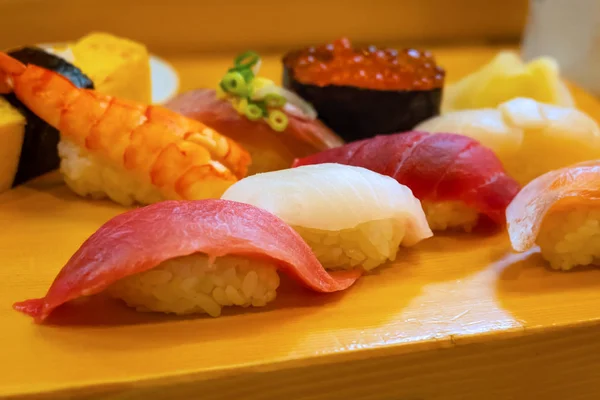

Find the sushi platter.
xmin=2 ymin=33 xmax=600 ymax=400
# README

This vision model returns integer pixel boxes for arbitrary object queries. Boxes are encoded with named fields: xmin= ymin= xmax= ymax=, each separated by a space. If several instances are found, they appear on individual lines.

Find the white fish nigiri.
xmin=416 ymin=97 xmax=600 ymax=185
xmin=222 ymin=163 xmax=432 ymax=271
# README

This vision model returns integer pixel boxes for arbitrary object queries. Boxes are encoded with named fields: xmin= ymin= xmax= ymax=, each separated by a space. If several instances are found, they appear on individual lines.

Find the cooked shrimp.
xmin=0 ymin=52 xmax=251 ymax=205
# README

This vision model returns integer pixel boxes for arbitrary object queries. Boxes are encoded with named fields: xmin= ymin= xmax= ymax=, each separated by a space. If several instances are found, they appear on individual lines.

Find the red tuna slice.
xmin=14 ymin=199 xmax=361 ymax=322
xmin=165 ymin=89 xmax=344 ymax=175
xmin=293 ymin=131 xmax=520 ymax=225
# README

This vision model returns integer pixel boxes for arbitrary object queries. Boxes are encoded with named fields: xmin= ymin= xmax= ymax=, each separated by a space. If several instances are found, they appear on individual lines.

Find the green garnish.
xmin=218 ymin=50 xmax=295 ymax=132
xmin=220 ymin=71 xmax=249 ymax=97
xmin=231 ymin=97 xmax=248 ymax=114
xmin=266 ymin=110 xmax=289 ymax=132
xmin=245 ymin=104 xmax=264 ymax=120
xmin=264 ymin=93 xmax=286 ymax=108
xmin=234 ymin=51 xmax=261 ymax=69
xmin=251 ymin=77 xmax=275 ymax=95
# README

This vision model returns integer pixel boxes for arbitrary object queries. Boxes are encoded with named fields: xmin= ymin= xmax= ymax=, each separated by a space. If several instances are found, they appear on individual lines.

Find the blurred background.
xmin=0 ymin=0 xmax=528 ymax=54
xmin=2 ymin=0 xmax=598 ymax=100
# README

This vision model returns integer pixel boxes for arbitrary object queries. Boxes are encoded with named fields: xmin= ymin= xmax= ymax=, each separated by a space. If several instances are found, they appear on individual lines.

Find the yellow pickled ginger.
xmin=442 ymin=52 xmax=575 ymax=113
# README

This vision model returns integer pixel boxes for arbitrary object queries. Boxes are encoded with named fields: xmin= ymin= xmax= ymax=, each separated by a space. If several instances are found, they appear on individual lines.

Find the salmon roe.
xmin=283 ymin=37 xmax=445 ymax=91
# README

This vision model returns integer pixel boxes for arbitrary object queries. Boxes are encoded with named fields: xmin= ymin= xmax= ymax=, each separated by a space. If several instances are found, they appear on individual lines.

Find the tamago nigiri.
xmin=222 ymin=163 xmax=433 ymax=271
xmin=416 ymin=97 xmax=600 ymax=185
xmin=0 ymin=52 xmax=251 ymax=206
xmin=14 ymin=200 xmax=361 ymax=322
xmin=506 ymin=160 xmax=600 ymax=271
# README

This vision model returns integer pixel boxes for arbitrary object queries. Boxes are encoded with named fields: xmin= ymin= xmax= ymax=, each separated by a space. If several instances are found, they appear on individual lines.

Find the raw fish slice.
xmin=349 ymin=132 xmax=428 ymax=177
xmin=222 ymin=164 xmax=432 ymax=271
xmin=392 ymin=134 xmax=475 ymax=199
xmin=293 ymin=132 xmax=520 ymax=230
xmin=222 ymin=163 xmax=431 ymax=240
xmin=165 ymin=89 xmax=344 ymax=175
xmin=506 ymin=160 xmax=600 ymax=253
xmin=14 ymin=199 xmax=360 ymax=322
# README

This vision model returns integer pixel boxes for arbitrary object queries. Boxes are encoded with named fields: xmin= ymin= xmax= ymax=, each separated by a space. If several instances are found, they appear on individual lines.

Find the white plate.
xmin=148 ymin=55 xmax=180 ymax=104
xmin=37 ymin=43 xmax=180 ymax=104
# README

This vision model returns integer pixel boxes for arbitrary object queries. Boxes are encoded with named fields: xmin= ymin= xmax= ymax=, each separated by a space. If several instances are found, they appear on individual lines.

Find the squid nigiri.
xmin=506 ymin=160 xmax=600 ymax=271
xmin=292 ymin=132 xmax=520 ymax=232
xmin=0 ymin=52 xmax=251 ymax=206
xmin=14 ymin=199 xmax=361 ymax=322
xmin=166 ymin=51 xmax=344 ymax=175
xmin=416 ymin=97 xmax=600 ymax=185
xmin=222 ymin=163 xmax=432 ymax=271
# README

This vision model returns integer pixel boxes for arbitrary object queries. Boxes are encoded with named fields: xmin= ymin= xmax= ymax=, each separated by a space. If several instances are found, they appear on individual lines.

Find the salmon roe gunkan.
xmin=283 ymin=37 xmax=445 ymax=91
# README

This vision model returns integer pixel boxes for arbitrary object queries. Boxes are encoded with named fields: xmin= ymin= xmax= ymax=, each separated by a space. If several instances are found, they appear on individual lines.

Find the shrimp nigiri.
xmin=506 ymin=160 xmax=600 ymax=271
xmin=14 ymin=199 xmax=361 ymax=322
xmin=293 ymin=131 xmax=520 ymax=232
xmin=0 ymin=52 xmax=251 ymax=206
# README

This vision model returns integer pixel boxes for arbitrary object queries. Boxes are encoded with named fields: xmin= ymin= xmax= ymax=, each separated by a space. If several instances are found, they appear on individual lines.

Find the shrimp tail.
xmin=0 ymin=52 xmax=26 ymax=93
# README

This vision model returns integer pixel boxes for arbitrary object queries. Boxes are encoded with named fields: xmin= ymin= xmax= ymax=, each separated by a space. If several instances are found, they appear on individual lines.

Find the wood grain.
xmin=2 ymin=47 xmax=600 ymax=400
xmin=0 ymin=0 xmax=528 ymax=54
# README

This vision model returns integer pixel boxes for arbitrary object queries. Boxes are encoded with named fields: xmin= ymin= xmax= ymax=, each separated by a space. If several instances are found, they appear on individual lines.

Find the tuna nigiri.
xmin=416 ymin=97 xmax=600 ymax=185
xmin=292 ymin=132 xmax=520 ymax=232
xmin=0 ymin=52 xmax=251 ymax=206
xmin=14 ymin=199 xmax=361 ymax=322
xmin=166 ymin=51 xmax=344 ymax=176
xmin=506 ymin=160 xmax=600 ymax=271
xmin=222 ymin=164 xmax=432 ymax=271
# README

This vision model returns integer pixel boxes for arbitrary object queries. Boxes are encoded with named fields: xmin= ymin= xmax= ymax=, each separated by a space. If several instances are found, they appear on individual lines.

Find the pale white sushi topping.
xmin=222 ymin=163 xmax=433 ymax=271
xmin=107 ymin=254 xmax=280 ymax=317
xmin=536 ymin=208 xmax=600 ymax=271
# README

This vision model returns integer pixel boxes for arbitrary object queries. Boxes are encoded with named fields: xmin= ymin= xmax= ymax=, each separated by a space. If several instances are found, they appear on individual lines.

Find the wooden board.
xmin=2 ymin=46 xmax=600 ymax=400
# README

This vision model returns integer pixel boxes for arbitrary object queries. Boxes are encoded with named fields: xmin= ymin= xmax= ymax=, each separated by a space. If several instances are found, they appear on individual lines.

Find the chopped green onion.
xmin=253 ymin=84 xmax=317 ymax=119
xmin=230 ymin=97 xmax=248 ymax=114
xmin=250 ymin=77 xmax=276 ymax=98
xmin=221 ymin=71 xmax=249 ymax=96
xmin=266 ymin=110 xmax=289 ymax=132
xmin=264 ymin=93 xmax=286 ymax=108
xmin=234 ymin=51 xmax=261 ymax=70
xmin=228 ymin=66 xmax=255 ymax=83
xmin=245 ymin=103 xmax=264 ymax=120
xmin=215 ymin=85 xmax=227 ymax=99
xmin=254 ymin=100 xmax=269 ymax=115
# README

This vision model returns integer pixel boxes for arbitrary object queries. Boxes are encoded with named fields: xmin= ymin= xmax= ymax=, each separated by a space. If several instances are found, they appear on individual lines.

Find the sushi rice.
xmin=421 ymin=201 xmax=479 ymax=232
xmin=294 ymin=219 xmax=405 ymax=271
xmin=536 ymin=208 xmax=600 ymax=271
xmin=58 ymin=139 xmax=164 ymax=206
xmin=107 ymin=254 xmax=280 ymax=317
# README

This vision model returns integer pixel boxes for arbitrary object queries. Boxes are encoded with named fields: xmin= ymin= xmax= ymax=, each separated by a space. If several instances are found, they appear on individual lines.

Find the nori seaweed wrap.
xmin=282 ymin=37 xmax=445 ymax=143
xmin=2 ymin=46 xmax=94 ymax=187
